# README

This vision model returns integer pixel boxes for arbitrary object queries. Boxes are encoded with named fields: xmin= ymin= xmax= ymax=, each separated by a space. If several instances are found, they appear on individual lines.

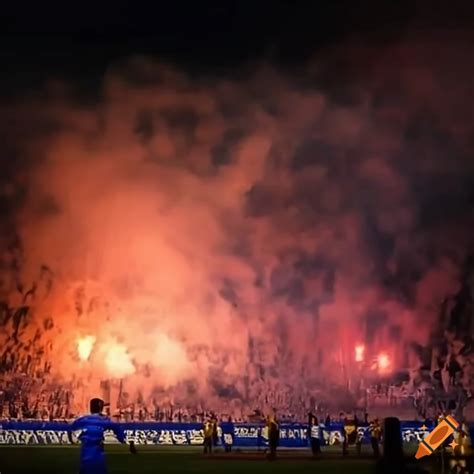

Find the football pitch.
xmin=0 ymin=445 xmax=433 ymax=474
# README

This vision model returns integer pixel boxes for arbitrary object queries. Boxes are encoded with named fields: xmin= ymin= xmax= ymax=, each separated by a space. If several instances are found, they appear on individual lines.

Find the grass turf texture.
xmin=0 ymin=445 xmax=432 ymax=474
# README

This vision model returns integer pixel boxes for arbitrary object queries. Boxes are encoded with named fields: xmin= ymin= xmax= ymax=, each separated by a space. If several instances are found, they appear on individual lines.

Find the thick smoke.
xmin=1 ymin=34 xmax=474 ymax=412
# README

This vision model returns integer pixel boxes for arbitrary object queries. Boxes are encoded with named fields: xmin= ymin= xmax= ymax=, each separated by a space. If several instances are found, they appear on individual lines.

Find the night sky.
xmin=1 ymin=1 xmax=473 ymax=96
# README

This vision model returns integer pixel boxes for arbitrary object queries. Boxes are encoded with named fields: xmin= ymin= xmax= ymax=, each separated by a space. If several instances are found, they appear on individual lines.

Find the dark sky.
xmin=1 ymin=0 xmax=473 ymax=98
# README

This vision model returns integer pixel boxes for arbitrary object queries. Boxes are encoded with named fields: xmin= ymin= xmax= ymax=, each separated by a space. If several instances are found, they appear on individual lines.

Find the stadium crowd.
xmin=0 ymin=325 xmax=472 ymax=424
xmin=0 ymin=371 xmax=462 ymax=423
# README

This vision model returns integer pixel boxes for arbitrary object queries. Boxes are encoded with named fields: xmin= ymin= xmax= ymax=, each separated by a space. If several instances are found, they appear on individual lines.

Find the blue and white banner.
xmin=0 ymin=420 xmax=456 ymax=447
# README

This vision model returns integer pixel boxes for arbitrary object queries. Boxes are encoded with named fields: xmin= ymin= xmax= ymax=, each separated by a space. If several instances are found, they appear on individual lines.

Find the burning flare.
xmin=355 ymin=344 xmax=365 ymax=362
xmin=77 ymin=335 xmax=96 ymax=361
xmin=377 ymin=353 xmax=390 ymax=373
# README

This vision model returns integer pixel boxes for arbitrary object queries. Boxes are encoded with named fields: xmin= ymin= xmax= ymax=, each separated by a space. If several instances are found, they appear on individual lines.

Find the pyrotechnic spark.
xmin=77 ymin=335 xmax=96 ymax=361
xmin=355 ymin=344 xmax=365 ymax=362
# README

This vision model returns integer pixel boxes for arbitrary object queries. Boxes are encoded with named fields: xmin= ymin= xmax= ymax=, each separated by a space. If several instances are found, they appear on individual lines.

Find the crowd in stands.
xmin=0 ymin=373 xmax=434 ymax=424
xmin=0 ymin=374 xmax=471 ymax=424
xmin=0 ymin=374 xmax=73 ymax=421
xmin=0 ymin=322 xmax=471 ymax=424
xmin=0 ymin=330 xmax=471 ymax=424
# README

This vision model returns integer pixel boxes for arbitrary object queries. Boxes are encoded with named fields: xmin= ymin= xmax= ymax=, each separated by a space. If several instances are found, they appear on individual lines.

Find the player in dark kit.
xmin=266 ymin=414 xmax=280 ymax=461
xmin=222 ymin=417 xmax=234 ymax=452
xmin=211 ymin=415 xmax=219 ymax=448
xmin=368 ymin=418 xmax=382 ymax=457
xmin=69 ymin=398 xmax=135 ymax=474
xmin=342 ymin=413 xmax=361 ymax=456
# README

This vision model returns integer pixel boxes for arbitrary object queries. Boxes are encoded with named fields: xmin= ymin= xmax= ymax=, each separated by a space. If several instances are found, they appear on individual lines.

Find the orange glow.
xmin=155 ymin=333 xmax=189 ymax=371
xmin=103 ymin=340 xmax=135 ymax=378
xmin=77 ymin=335 xmax=96 ymax=361
xmin=3 ymin=49 xmax=468 ymax=415
xmin=355 ymin=344 xmax=365 ymax=362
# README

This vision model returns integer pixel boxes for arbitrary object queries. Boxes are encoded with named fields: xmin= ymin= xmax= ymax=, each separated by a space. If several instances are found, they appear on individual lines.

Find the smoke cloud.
xmin=1 ymin=32 xmax=473 ymax=411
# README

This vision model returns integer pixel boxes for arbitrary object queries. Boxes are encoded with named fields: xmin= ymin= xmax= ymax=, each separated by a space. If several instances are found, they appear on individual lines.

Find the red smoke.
xmin=1 ymin=33 xmax=473 ymax=412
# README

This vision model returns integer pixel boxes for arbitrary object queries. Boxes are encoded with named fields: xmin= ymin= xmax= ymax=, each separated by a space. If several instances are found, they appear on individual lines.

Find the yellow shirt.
xmin=203 ymin=422 xmax=213 ymax=438
xmin=344 ymin=425 xmax=356 ymax=435
xmin=369 ymin=423 xmax=381 ymax=438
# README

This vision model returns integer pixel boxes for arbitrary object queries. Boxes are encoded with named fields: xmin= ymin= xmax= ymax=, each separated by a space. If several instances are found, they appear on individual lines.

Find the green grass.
xmin=0 ymin=444 xmax=442 ymax=474
xmin=0 ymin=446 xmax=384 ymax=474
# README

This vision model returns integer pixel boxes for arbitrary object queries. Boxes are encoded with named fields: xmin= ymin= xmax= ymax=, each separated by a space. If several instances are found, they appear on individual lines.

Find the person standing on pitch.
xmin=69 ymin=398 xmax=135 ymax=474
xmin=342 ymin=412 xmax=361 ymax=456
xmin=309 ymin=415 xmax=323 ymax=457
xmin=211 ymin=415 xmax=219 ymax=450
xmin=203 ymin=418 xmax=214 ymax=455
xmin=368 ymin=418 xmax=382 ymax=458
xmin=222 ymin=417 xmax=234 ymax=453
xmin=266 ymin=414 xmax=280 ymax=461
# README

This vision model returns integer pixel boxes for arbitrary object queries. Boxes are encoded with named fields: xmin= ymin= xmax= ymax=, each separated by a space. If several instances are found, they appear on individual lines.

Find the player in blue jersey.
xmin=69 ymin=398 xmax=135 ymax=474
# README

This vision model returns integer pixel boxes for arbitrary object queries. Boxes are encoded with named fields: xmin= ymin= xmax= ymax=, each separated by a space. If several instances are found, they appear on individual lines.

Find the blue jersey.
xmin=70 ymin=414 xmax=125 ymax=466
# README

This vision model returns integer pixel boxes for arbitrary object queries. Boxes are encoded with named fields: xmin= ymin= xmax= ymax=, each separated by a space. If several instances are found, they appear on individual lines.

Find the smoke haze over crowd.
xmin=1 ymin=28 xmax=474 ymax=411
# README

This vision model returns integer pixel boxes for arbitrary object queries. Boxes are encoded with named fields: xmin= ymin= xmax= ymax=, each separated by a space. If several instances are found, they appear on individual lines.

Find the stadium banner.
xmin=0 ymin=421 xmax=439 ymax=446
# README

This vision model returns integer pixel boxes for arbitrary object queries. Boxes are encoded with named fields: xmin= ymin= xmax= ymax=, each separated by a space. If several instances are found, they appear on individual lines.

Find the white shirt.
xmin=311 ymin=425 xmax=320 ymax=438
